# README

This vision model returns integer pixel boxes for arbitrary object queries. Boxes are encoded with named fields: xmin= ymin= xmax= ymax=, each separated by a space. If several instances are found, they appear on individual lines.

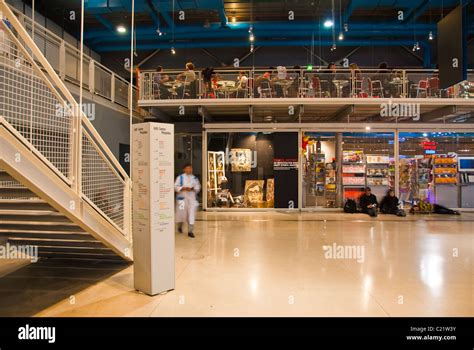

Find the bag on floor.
xmin=396 ymin=209 xmax=406 ymax=217
xmin=344 ymin=199 xmax=357 ymax=213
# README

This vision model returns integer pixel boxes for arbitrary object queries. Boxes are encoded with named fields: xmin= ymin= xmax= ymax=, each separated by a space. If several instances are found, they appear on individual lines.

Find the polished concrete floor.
xmin=0 ymin=212 xmax=472 ymax=317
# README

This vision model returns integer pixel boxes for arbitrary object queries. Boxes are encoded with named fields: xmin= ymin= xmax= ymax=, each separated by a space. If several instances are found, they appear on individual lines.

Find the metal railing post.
xmin=59 ymin=41 xmax=66 ymax=80
xmin=111 ymin=73 xmax=116 ymax=103
xmin=88 ymin=60 xmax=95 ymax=93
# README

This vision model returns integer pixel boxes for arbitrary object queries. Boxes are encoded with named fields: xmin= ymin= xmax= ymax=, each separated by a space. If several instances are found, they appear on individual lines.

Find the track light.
xmin=249 ymin=33 xmax=255 ymax=42
xmin=171 ymin=47 xmax=176 ymax=55
xmin=156 ymin=27 xmax=163 ymax=36
xmin=344 ymin=23 xmax=348 ymax=32
xmin=116 ymin=25 xmax=127 ymax=34
xmin=250 ymin=43 xmax=254 ymax=52
xmin=428 ymin=31 xmax=433 ymax=40
xmin=412 ymin=42 xmax=420 ymax=51
xmin=338 ymin=32 xmax=344 ymax=40
xmin=248 ymin=25 xmax=253 ymax=33
xmin=323 ymin=19 xmax=334 ymax=28
xmin=330 ymin=43 xmax=336 ymax=51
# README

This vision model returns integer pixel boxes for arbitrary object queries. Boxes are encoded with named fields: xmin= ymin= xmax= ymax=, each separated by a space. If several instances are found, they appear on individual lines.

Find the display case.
xmin=342 ymin=150 xmax=366 ymax=200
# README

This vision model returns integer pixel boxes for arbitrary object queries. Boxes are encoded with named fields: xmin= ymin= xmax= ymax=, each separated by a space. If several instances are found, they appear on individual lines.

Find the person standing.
xmin=359 ymin=187 xmax=378 ymax=217
xmin=174 ymin=164 xmax=201 ymax=238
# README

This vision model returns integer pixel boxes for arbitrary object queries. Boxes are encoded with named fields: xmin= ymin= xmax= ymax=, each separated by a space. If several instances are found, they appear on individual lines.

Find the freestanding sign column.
xmin=132 ymin=122 xmax=175 ymax=295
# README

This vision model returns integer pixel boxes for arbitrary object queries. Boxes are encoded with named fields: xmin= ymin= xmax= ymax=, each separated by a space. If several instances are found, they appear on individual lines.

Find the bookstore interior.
xmin=205 ymin=130 xmax=474 ymax=210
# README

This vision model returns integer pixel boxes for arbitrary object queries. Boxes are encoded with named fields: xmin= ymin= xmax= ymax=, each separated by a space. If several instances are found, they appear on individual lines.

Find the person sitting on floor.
xmin=380 ymin=189 xmax=406 ymax=216
xmin=359 ymin=187 xmax=378 ymax=217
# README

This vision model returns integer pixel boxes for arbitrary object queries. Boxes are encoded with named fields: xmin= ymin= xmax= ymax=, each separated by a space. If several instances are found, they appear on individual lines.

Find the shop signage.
xmin=422 ymin=141 xmax=437 ymax=150
xmin=273 ymin=158 xmax=298 ymax=170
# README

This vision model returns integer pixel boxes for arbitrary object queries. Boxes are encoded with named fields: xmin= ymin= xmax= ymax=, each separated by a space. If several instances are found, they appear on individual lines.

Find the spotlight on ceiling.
xmin=249 ymin=33 xmax=255 ymax=42
xmin=338 ymin=32 xmax=344 ymax=41
xmin=171 ymin=47 xmax=176 ymax=55
xmin=428 ymin=31 xmax=433 ymax=40
xmin=232 ymin=16 xmax=237 ymax=23
xmin=116 ymin=25 xmax=127 ymax=34
xmin=323 ymin=19 xmax=334 ymax=28
xmin=156 ymin=27 xmax=163 ymax=36
xmin=365 ymin=126 xmax=371 ymax=131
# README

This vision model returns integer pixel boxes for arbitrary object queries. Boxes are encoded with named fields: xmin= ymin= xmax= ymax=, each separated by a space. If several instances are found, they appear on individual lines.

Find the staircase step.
xmin=31 ymin=245 xmax=116 ymax=255
xmin=0 ymin=187 xmax=37 ymax=198
xmin=0 ymin=223 xmax=83 ymax=232
xmin=38 ymin=251 xmax=125 ymax=261
xmin=8 ymin=238 xmax=106 ymax=248
xmin=0 ymin=171 xmax=15 ymax=182
xmin=0 ymin=231 xmax=97 ymax=241
xmin=0 ymin=213 xmax=71 ymax=223
xmin=0 ymin=199 xmax=52 ymax=211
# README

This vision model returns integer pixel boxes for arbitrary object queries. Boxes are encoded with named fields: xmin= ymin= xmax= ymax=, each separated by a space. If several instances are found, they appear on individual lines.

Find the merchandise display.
xmin=230 ymin=148 xmax=252 ymax=172
xmin=244 ymin=180 xmax=265 ymax=207
xmin=342 ymin=150 xmax=366 ymax=200
xmin=433 ymin=154 xmax=457 ymax=184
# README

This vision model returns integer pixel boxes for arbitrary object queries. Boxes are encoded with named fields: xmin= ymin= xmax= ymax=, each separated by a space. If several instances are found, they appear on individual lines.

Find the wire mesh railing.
xmin=7 ymin=4 xmax=141 ymax=117
xmin=0 ymin=5 xmax=130 ymax=236
xmin=81 ymin=128 xmax=125 ymax=230
xmin=0 ymin=24 xmax=72 ymax=181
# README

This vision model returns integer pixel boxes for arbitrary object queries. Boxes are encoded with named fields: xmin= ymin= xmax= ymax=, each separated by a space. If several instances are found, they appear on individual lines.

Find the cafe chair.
xmin=258 ymin=79 xmax=273 ymax=98
xmin=428 ymin=77 xmax=440 ymax=97
xmin=368 ymin=78 xmax=384 ymax=97
xmin=415 ymin=79 xmax=428 ymax=97
xmin=312 ymin=76 xmax=329 ymax=98
xmin=353 ymin=78 xmax=365 ymax=97
xmin=298 ymin=78 xmax=311 ymax=97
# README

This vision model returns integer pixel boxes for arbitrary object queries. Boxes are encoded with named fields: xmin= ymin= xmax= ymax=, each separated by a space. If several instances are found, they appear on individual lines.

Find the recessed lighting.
xmin=232 ymin=16 xmax=236 ymax=23
xmin=323 ymin=19 xmax=334 ymax=28
xmin=365 ymin=126 xmax=371 ymax=131
xmin=116 ymin=25 xmax=127 ymax=34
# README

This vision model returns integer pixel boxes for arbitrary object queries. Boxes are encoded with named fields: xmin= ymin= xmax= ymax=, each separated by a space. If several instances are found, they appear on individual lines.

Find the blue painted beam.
xmin=93 ymin=13 xmax=115 ymax=32
xmin=84 ymin=21 xmax=440 ymax=40
xmin=95 ymin=39 xmax=429 ymax=52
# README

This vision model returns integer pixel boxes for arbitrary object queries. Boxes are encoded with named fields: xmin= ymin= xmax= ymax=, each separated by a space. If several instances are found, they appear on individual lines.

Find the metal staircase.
xmin=0 ymin=1 xmax=132 ymax=262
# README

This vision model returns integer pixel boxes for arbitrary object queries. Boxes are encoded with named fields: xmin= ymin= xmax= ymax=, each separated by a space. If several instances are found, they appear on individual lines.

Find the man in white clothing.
xmin=174 ymin=164 xmax=201 ymax=238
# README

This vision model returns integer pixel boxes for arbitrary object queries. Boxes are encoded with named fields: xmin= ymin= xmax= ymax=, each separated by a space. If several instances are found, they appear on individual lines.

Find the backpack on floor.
xmin=344 ymin=199 xmax=357 ymax=214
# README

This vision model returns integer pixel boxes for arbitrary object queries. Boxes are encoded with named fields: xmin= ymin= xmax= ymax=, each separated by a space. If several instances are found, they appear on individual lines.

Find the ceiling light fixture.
xmin=338 ymin=32 xmax=344 ymax=40
xmin=232 ymin=16 xmax=236 ymax=23
xmin=324 ymin=19 xmax=333 ymax=28
xmin=428 ymin=31 xmax=433 ymax=40
xmin=171 ymin=46 xmax=176 ymax=55
xmin=116 ymin=25 xmax=127 ymax=34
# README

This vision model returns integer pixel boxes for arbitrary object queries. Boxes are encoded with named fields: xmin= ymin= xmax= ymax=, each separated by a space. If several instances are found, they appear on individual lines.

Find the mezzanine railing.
xmin=139 ymin=68 xmax=474 ymax=101
xmin=7 ymin=5 xmax=141 ymax=115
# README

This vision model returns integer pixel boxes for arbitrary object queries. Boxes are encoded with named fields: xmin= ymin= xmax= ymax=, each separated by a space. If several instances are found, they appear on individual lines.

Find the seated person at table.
xmin=380 ymin=189 xmax=406 ymax=216
xmin=322 ymin=63 xmax=337 ymax=97
xmin=177 ymin=62 xmax=196 ymax=98
xmin=153 ymin=66 xmax=170 ymax=99
xmin=236 ymin=71 xmax=249 ymax=98
xmin=254 ymin=71 xmax=272 ymax=97
xmin=372 ymin=62 xmax=391 ymax=97
xmin=359 ymin=187 xmax=378 ymax=217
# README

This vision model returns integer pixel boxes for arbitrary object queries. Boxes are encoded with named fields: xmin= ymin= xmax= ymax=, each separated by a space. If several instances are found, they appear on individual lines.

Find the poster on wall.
xmin=266 ymin=178 xmax=275 ymax=207
xmin=244 ymin=180 xmax=264 ymax=207
xmin=231 ymin=148 xmax=252 ymax=172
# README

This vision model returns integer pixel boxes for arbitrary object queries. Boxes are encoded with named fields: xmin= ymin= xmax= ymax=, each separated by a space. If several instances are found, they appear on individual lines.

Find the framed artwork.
xmin=244 ymin=180 xmax=264 ymax=207
xmin=231 ymin=148 xmax=252 ymax=172
xmin=266 ymin=178 xmax=274 ymax=207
